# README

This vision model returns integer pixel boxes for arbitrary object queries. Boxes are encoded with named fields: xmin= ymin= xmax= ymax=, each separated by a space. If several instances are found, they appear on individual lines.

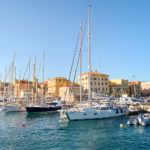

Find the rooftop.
xmin=128 ymin=81 xmax=141 ymax=85
xmin=81 ymin=71 xmax=108 ymax=76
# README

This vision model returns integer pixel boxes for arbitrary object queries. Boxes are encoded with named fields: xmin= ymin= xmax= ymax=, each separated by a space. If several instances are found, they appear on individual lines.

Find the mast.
xmin=14 ymin=66 xmax=16 ymax=99
xmin=32 ymin=56 xmax=36 ymax=103
xmin=3 ymin=68 xmax=7 ymax=99
xmin=42 ymin=51 xmax=45 ymax=102
xmin=80 ymin=21 xmax=82 ymax=107
xmin=28 ymin=57 xmax=31 ymax=100
xmin=88 ymin=5 xmax=91 ymax=102
xmin=12 ymin=52 xmax=16 ymax=100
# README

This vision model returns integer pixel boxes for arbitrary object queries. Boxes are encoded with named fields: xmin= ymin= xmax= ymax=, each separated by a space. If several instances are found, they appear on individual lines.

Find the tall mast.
xmin=42 ymin=51 xmax=45 ymax=102
xmin=88 ymin=5 xmax=91 ymax=102
xmin=28 ymin=57 xmax=31 ymax=100
xmin=12 ymin=52 xmax=16 ymax=100
xmin=32 ymin=56 xmax=36 ymax=103
xmin=14 ymin=66 xmax=16 ymax=98
xmin=80 ymin=21 xmax=82 ymax=107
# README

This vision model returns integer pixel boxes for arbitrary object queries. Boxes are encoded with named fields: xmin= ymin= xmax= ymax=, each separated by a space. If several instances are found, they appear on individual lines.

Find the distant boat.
xmin=25 ymin=52 xmax=62 ymax=113
xmin=127 ymin=113 xmax=150 ymax=126
xmin=4 ymin=53 xmax=25 ymax=112
xmin=3 ymin=102 xmax=26 ymax=112
xmin=26 ymin=101 xmax=62 ymax=113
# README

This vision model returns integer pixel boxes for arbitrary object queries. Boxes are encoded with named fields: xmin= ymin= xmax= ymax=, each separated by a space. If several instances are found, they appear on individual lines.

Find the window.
xmin=98 ymin=83 xmax=100 ymax=85
xmin=102 ymin=83 xmax=103 ymax=85
xmin=95 ymin=82 xmax=96 ymax=85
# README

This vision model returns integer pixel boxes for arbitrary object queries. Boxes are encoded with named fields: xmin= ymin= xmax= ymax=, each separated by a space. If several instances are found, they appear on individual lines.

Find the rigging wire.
xmin=68 ymin=17 xmax=88 ymax=106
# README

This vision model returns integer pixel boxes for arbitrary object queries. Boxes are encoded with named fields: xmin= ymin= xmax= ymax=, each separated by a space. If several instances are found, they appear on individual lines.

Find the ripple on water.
xmin=0 ymin=113 xmax=150 ymax=150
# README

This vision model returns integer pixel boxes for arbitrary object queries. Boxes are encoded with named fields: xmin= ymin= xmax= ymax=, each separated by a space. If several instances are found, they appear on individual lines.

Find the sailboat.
xmin=65 ymin=5 xmax=129 ymax=121
xmin=25 ymin=52 xmax=62 ymax=113
xmin=4 ymin=53 xmax=25 ymax=112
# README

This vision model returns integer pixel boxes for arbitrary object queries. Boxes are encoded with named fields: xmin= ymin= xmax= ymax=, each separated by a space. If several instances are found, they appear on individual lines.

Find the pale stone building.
xmin=140 ymin=82 xmax=150 ymax=96
xmin=59 ymin=85 xmax=83 ymax=103
xmin=78 ymin=72 xmax=109 ymax=94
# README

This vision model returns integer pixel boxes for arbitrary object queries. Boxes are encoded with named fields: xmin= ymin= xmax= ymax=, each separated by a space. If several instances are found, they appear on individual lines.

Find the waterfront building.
xmin=128 ymin=81 xmax=141 ymax=97
xmin=140 ymin=82 xmax=150 ymax=96
xmin=78 ymin=71 xmax=109 ymax=94
xmin=109 ymin=79 xmax=128 ymax=95
xmin=59 ymin=83 xmax=83 ymax=103
xmin=0 ymin=82 xmax=10 ymax=97
xmin=14 ymin=79 xmax=33 ymax=99
xmin=46 ymin=77 xmax=71 ymax=98
xmin=109 ymin=81 xmax=123 ymax=97
xmin=37 ymin=81 xmax=48 ymax=98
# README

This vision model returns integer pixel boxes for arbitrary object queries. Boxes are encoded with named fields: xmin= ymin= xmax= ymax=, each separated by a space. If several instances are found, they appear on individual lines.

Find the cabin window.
xmin=84 ymin=113 xmax=87 ymax=115
xmin=94 ymin=113 xmax=97 ymax=115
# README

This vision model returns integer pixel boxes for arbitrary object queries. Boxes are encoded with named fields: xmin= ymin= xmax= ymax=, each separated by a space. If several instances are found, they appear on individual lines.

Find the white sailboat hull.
xmin=66 ymin=109 xmax=129 ymax=121
xmin=4 ymin=105 xmax=25 ymax=112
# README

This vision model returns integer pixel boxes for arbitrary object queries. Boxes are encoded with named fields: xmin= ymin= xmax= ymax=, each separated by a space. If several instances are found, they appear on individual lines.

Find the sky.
xmin=0 ymin=0 xmax=150 ymax=82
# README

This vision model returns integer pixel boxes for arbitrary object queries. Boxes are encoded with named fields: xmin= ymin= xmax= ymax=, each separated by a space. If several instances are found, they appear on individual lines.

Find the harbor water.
xmin=0 ymin=112 xmax=150 ymax=150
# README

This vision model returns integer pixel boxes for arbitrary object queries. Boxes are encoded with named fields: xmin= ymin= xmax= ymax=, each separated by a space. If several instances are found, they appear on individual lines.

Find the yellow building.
xmin=109 ymin=79 xmax=128 ymax=94
xmin=78 ymin=72 xmax=109 ymax=94
xmin=46 ymin=77 xmax=71 ymax=98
